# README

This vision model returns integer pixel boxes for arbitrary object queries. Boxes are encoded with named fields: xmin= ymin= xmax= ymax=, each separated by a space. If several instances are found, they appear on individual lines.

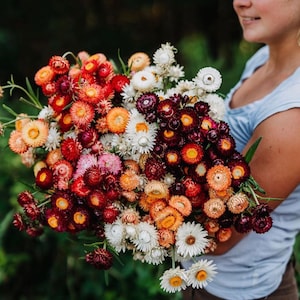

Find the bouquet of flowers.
xmin=0 ymin=43 xmax=272 ymax=293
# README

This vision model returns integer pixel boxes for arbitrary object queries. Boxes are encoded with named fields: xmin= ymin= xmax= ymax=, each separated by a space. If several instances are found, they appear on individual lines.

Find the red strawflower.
xmin=72 ymin=206 xmax=90 ymax=230
xmin=13 ymin=213 xmax=26 ymax=231
xmin=71 ymin=176 xmax=91 ymax=197
xmin=61 ymin=138 xmax=82 ymax=162
xmin=26 ymin=226 xmax=44 ymax=237
xmin=48 ymin=55 xmax=70 ymax=74
xmin=49 ymin=94 xmax=72 ymax=114
xmin=83 ymin=166 xmax=103 ymax=188
xmin=87 ymin=190 xmax=107 ymax=210
xmin=103 ymin=205 xmax=119 ymax=223
xmin=110 ymin=74 xmax=130 ymax=93
xmin=23 ymin=202 xmax=40 ymax=221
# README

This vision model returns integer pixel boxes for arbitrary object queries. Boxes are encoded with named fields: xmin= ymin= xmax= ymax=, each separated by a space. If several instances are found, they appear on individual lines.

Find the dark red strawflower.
xmin=26 ymin=226 xmax=44 ymax=237
xmin=144 ymin=157 xmax=166 ymax=180
xmin=183 ymin=177 xmax=202 ymax=197
xmin=72 ymin=206 xmax=90 ymax=230
xmin=23 ymin=202 xmax=41 ymax=221
xmin=87 ymin=190 xmax=107 ymax=210
xmin=35 ymin=167 xmax=53 ymax=190
xmin=58 ymin=110 xmax=74 ymax=132
xmin=234 ymin=214 xmax=253 ymax=233
xmin=85 ymin=247 xmax=113 ymax=270
xmin=136 ymin=92 xmax=159 ymax=115
xmin=216 ymin=134 xmax=236 ymax=157
xmin=83 ymin=166 xmax=103 ymax=188
xmin=252 ymin=215 xmax=273 ymax=234
xmin=12 ymin=213 xmax=26 ymax=231
xmin=55 ymin=75 xmax=73 ymax=95
xmin=17 ymin=191 xmax=35 ymax=206
xmin=78 ymin=128 xmax=99 ymax=148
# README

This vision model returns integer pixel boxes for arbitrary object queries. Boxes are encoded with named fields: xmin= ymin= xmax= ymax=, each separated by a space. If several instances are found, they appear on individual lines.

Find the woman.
xmin=182 ymin=0 xmax=300 ymax=299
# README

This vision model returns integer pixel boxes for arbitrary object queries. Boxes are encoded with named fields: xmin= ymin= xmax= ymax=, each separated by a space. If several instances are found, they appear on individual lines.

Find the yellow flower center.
xmin=48 ymin=216 xmax=58 ymax=228
xmin=85 ymin=62 xmax=95 ymax=71
xmin=39 ymin=172 xmax=47 ymax=182
xmin=181 ymin=114 xmax=193 ymax=126
xmin=196 ymin=270 xmax=208 ymax=282
xmin=232 ymin=166 xmax=245 ymax=179
xmin=76 ymin=108 xmax=86 ymax=118
xmin=56 ymin=97 xmax=65 ymax=107
xmin=186 ymin=148 xmax=198 ymax=159
xmin=28 ymin=128 xmax=40 ymax=139
xmin=164 ymin=130 xmax=174 ymax=138
xmin=221 ymin=139 xmax=231 ymax=150
xmin=63 ymin=114 xmax=72 ymax=125
xmin=201 ymin=119 xmax=212 ymax=130
xmin=86 ymin=87 xmax=97 ymax=97
xmin=56 ymin=197 xmax=69 ymax=210
xmin=169 ymin=275 xmax=183 ymax=287
xmin=73 ymin=212 xmax=86 ymax=224
xmin=167 ymin=153 xmax=178 ymax=163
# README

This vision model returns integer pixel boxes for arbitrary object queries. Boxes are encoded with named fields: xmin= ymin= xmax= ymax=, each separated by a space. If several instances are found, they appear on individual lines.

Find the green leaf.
xmin=244 ymin=136 xmax=262 ymax=164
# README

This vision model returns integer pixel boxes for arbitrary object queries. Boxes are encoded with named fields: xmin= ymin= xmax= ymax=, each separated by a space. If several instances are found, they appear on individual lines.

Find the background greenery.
xmin=0 ymin=1 xmax=299 ymax=299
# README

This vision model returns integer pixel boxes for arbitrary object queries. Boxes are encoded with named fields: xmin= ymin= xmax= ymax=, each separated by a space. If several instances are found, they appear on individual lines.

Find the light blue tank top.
xmin=183 ymin=46 xmax=300 ymax=299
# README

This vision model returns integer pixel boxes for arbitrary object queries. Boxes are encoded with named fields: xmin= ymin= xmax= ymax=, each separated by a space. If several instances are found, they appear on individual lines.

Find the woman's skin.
xmin=212 ymin=0 xmax=300 ymax=255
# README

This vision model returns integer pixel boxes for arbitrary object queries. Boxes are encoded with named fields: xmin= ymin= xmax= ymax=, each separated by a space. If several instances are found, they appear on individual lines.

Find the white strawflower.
xmin=38 ymin=105 xmax=55 ymax=120
xmin=131 ymin=70 xmax=157 ymax=92
xmin=121 ymin=83 xmax=137 ymax=102
xmin=159 ymin=266 xmax=188 ymax=293
xmin=144 ymin=246 xmax=168 ymax=265
xmin=203 ymin=93 xmax=225 ymax=121
xmin=168 ymin=64 xmax=185 ymax=82
xmin=44 ymin=123 xmax=61 ymax=151
xmin=175 ymin=221 xmax=208 ymax=258
xmin=104 ymin=218 xmax=127 ymax=253
xmin=186 ymin=259 xmax=218 ymax=289
xmin=153 ymin=43 xmax=176 ymax=69
xmin=194 ymin=67 xmax=222 ymax=92
xmin=132 ymin=222 xmax=159 ymax=252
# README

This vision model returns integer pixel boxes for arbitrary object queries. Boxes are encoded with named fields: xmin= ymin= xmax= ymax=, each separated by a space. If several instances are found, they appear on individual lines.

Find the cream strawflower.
xmin=186 ymin=259 xmax=218 ymax=289
xmin=175 ymin=221 xmax=208 ymax=258
xmin=193 ymin=67 xmax=222 ymax=92
xmin=131 ymin=70 xmax=157 ymax=92
xmin=132 ymin=221 xmax=159 ymax=252
xmin=159 ymin=266 xmax=188 ymax=293
xmin=203 ymin=93 xmax=225 ymax=121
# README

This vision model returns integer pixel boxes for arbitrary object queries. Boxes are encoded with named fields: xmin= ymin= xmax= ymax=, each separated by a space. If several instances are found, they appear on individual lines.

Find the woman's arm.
xmin=211 ymin=107 xmax=300 ymax=255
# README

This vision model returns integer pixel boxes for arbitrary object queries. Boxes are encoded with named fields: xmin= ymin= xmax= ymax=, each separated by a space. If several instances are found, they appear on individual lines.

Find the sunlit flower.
xmin=159 ymin=266 xmax=188 ymax=293
xmin=175 ymin=221 xmax=208 ymax=258
xmin=186 ymin=259 xmax=217 ymax=289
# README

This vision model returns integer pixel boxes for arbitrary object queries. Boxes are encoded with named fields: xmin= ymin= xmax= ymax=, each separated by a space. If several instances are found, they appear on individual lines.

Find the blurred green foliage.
xmin=0 ymin=1 xmax=299 ymax=299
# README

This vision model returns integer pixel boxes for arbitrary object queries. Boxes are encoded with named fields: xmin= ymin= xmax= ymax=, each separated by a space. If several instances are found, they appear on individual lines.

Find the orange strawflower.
xmin=34 ymin=66 xmax=55 ymax=86
xmin=155 ymin=206 xmax=183 ymax=231
xmin=106 ymin=107 xmax=129 ymax=133
xmin=206 ymin=164 xmax=232 ymax=191
xmin=119 ymin=170 xmax=140 ymax=191
xmin=169 ymin=195 xmax=192 ymax=217
xmin=158 ymin=228 xmax=175 ymax=248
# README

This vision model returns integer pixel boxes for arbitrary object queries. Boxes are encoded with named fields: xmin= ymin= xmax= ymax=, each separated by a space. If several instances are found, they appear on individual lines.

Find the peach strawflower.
xmin=70 ymin=100 xmax=95 ymax=127
xmin=227 ymin=192 xmax=249 ymax=214
xmin=158 ymin=228 xmax=175 ymax=248
xmin=119 ymin=170 xmax=140 ymax=191
xmin=15 ymin=114 xmax=31 ymax=132
xmin=203 ymin=198 xmax=226 ymax=219
xmin=21 ymin=120 xmax=49 ymax=148
xmin=8 ymin=130 xmax=28 ymax=154
xmin=144 ymin=180 xmax=169 ymax=199
xmin=128 ymin=52 xmax=151 ymax=72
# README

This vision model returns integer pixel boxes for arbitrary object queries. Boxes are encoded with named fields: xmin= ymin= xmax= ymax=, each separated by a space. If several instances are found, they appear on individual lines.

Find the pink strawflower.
xmin=98 ymin=153 xmax=122 ymax=175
